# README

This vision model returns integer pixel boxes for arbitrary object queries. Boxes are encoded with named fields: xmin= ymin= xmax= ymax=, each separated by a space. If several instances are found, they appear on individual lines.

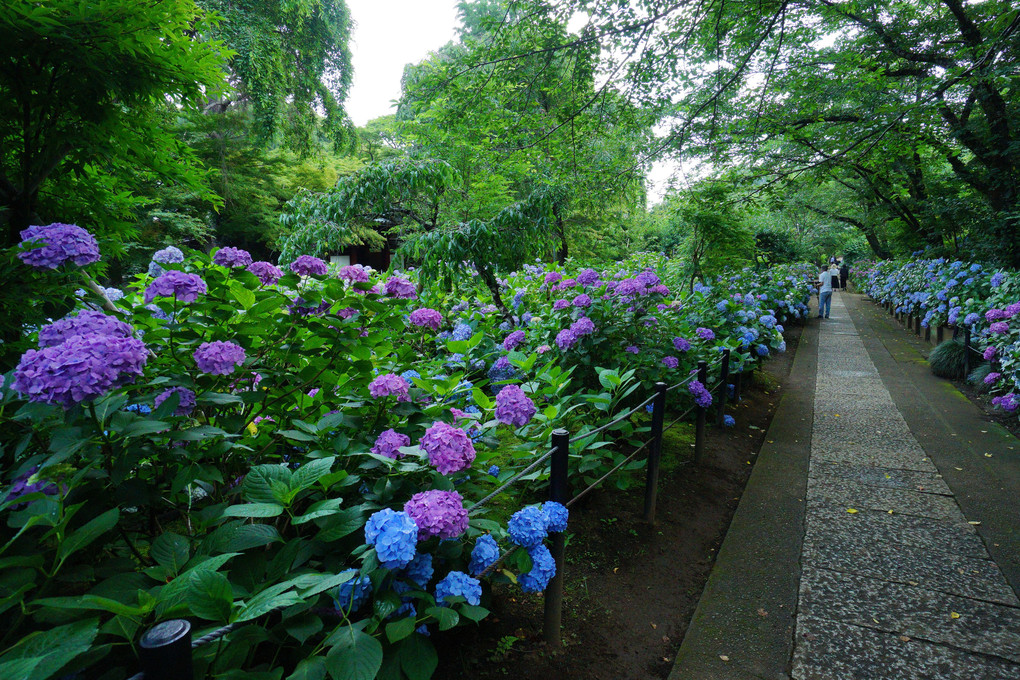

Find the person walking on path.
xmin=815 ymin=264 xmax=833 ymax=318
xmin=839 ymin=262 xmax=849 ymax=290
xmin=829 ymin=263 xmax=840 ymax=292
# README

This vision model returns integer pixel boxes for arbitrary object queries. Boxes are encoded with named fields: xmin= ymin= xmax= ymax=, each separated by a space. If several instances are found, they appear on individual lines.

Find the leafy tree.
xmin=0 ymin=0 xmax=228 ymax=245
xmin=200 ymin=0 xmax=356 ymax=154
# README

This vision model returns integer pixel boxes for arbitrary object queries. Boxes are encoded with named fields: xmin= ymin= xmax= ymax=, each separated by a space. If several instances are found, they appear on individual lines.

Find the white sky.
xmin=343 ymin=0 xmax=674 ymax=203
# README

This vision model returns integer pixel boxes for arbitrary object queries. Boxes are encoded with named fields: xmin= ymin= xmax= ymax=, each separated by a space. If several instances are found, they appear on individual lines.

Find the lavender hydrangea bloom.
xmin=552 ymin=299 xmax=570 ymax=311
xmin=420 ymin=421 xmax=476 ymax=474
xmin=401 ymin=552 xmax=434 ymax=588
xmin=409 ymin=308 xmax=443 ymax=330
xmin=4 ymin=466 xmax=62 ymax=506
xmin=695 ymin=327 xmax=715 ymax=341
xmin=103 ymin=287 xmax=125 ymax=302
xmin=520 ymin=544 xmax=556 ymax=593
xmin=495 ymin=384 xmax=536 ymax=427
xmin=469 ymin=534 xmax=500 ymax=576
xmin=673 ymin=337 xmax=691 ymax=352
xmin=992 ymin=393 xmax=1019 ymax=412
xmin=576 ymin=268 xmax=599 ymax=286
xmin=984 ymin=372 xmax=1002 ymax=385
xmin=508 ymin=505 xmax=548 ymax=547
xmin=372 ymin=429 xmax=410 ymax=459
xmin=1007 ymin=302 xmax=1020 ymax=317
xmin=989 ymin=321 xmax=1010 ymax=334
xmin=404 ymin=489 xmax=469 ymax=539
xmin=614 ymin=278 xmax=645 ymax=297
xmin=13 ymin=335 xmax=147 ymax=407
xmin=986 ymin=308 xmax=1009 ymax=322
xmin=334 ymin=569 xmax=372 ymax=612
xmin=154 ymin=387 xmax=197 ymax=416
xmin=18 ymin=223 xmax=101 ymax=269
xmin=384 ymin=276 xmax=417 ymax=299
xmin=152 ymin=246 xmax=185 ymax=265
xmin=570 ymin=316 xmax=595 ymax=336
xmin=555 ymin=328 xmax=578 ymax=350
xmin=247 ymin=261 xmax=283 ymax=285
xmin=572 ymin=294 xmax=592 ymax=308
xmin=964 ymin=313 xmax=980 ymax=326
xmin=365 ymin=509 xmax=418 ymax=569
xmin=991 ymin=272 xmax=1005 ymax=288
xmin=290 ymin=255 xmax=328 ymax=276
xmin=503 ymin=330 xmax=526 ymax=351
xmin=452 ymin=323 xmax=474 ymax=341
xmin=662 ymin=355 xmax=679 ymax=368
xmin=688 ymin=380 xmax=713 ymax=408
xmin=368 ymin=373 xmax=410 ymax=400
xmin=543 ymin=501 xmax=568 ymax=532
xmin=624 ymin=345 xmax=639 ymax=354
xmin=488 ymin=356 xmax=518 ymax=383
xmin=193 ymin=341 xmax=246 ymax=375
xmin=145 ymin=270 xmax=208 ymax=303
xmin=434 ymin=571 xmax=481 ymax=606
xmin=544 ymin=272 xmax=562 ymax=285
xmin=984 ymin=346 xmax=997 ymax=361
xmin=213 ymin=247 xmax=252 ymax=268
xmin=339 ymin=264 xmax=371 ymax=283
xmin=38 ymin=310 xmax=134 ymax=348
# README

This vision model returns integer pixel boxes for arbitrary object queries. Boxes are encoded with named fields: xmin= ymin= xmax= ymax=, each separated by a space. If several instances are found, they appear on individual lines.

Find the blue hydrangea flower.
xmin=543 ymin=501 xmax=568 ymax=532
xmin=334 ymin=568 xmax=372 ymax=612
xmin=401 ymin=552 xmax=434 ymax=588
xmin=723 ymin=415 xmax=735 ymax=427
xmin=520 ymin=544 xmax=556 ymax=593
xmin=469 ymin=534 xmax=501 ymax=576
xmin=400 ymin=369 xmax=421 ymax=383
xmin=508 ymin=505 xmax=548 ymax=547
xmin=434 ymin=571 xmax=481 ymax=606
xmin=365 ymin=509 xmax=418 ymax=569
xmin=452 ymin=323 xmax=473 ymax=341
xmin=487 ymin=465 xmax=500 ymax=477
xmin=756 ymin=344 xmax=769 ymax=357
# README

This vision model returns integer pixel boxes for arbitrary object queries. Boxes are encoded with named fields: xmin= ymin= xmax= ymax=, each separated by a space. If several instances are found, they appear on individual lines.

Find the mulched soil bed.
xmin=432 ymin=323 xmax=803 ymax=680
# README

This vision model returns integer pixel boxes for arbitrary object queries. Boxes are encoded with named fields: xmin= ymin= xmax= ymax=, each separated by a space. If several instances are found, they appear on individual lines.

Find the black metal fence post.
xmin=715 ymin=349 xmax=731 ymax=428
xmin=733 ymin=370 xmax=742 ymax=403
xmin=937 ymin=325 xmax=945 ymax=345
xmin=642 ymin=382 xmax=668 ymax=524
xmin=694 ymin=360 xmax=708 ymax=465
xmin=964 ymin=328 xmax=972 ymax=376
xmin=543 ymin=429 xmax=570 ymax=647
xmin=915 ymin=315 xmax=922 ymax=336
xmin=139 ymin=619 xmax=193 ymax=680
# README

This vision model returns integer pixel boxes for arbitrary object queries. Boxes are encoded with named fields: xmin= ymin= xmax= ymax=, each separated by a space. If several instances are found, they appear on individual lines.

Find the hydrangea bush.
xmin=0 ymin=228 xmax=808 ymax=679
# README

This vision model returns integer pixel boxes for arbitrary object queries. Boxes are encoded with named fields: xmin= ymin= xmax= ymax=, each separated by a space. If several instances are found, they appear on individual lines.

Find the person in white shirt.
xmin=815 ymin=265 xmax=833 ymax=318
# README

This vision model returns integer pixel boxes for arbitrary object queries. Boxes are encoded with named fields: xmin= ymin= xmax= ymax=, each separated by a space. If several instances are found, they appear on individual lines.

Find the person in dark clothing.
xmin=839 ymin=263 xmax=849 ymax=291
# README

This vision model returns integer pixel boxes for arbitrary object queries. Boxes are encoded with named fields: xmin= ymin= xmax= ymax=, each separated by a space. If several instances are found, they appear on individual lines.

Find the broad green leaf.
xmin=186 ymin=570 xmax=233 ymax=622
xmin=287 ymin=657 xmax=327 ymax=680
xmin=424 ymin=605 xmax=459 ymax=630
xmin=292 ymin=457 xmax=336 ymax=491
xmin=242 ymin=465 xmax=292 ymax=504
xmin=235 ymin=583 xmax=304 ymax=623
xmin=384 ymin=616 xmax=416 ymax=643
xmin=0 ymin=618 xmax=98 ymax=680
xmin=293 ymin=498 xmax=344 ymax=524
xmin=325 ymin=627 xmax=383 ymax=680
xmin=398 ymin=634 xmax=438 ymax=680
xmin=222 ymin=503 xmax=285 ymax=518
xmin=150 ymin=532 xmax=190 ymax=574
xmin=284 ymin=613 xmax=324 ymax=644
xmin=57 ymin=509 xmax=119 ymax=563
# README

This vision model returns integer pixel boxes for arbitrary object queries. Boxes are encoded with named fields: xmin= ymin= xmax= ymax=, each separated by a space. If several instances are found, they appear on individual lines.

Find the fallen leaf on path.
xmin=757 ymin=608 xmax=768 ymax=617
xmin=950 ymin=612 xmax=961 ymax=619
xmin=719 ymin=655 xmax=730 ymax=662
xmin=899 ymin=636 xmax=911 ymax=642
xmin=888 ymin=510 xmax=894 ymax=514
xmin=968 ymin=521 xmax=981 ymax=525
xmin=847 ymin=508 xmax=858 ymax=514
xmin=985 ymin=453 xmax=992 ymax=458
xmin=955 ymin=467 xmax=963 ymax=471
xmin=650 ymin=623 xmax=657 ymax=629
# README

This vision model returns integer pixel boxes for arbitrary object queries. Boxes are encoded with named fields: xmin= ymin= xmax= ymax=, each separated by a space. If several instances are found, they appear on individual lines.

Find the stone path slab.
xmin=794 ymin=294 xmax=1020 ymax=678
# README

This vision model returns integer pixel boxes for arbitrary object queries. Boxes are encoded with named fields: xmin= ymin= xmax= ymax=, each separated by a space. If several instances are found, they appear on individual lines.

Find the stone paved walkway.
xmin=793 ymin=294 xmax=1020 ymax=679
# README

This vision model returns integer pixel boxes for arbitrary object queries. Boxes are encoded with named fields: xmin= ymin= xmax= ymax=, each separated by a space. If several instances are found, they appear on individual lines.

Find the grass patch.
xmin=929 ymin=340 xmax=968 ymax=379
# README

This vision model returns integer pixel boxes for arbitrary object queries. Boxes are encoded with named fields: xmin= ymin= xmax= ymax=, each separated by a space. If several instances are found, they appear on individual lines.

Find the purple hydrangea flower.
xmin=193 ymin=341 xmax=246 ymax=375
xmin=152 ymin=246 xmax=185 ymax=265
xmin=145 ymin=270 xmax=208 ymax=303
xmin=13 ymin=335 xmax=147 ymax=407
xmin=544 ymin=272 xmax=562 ymax=285
xmin=384 ymin=276 xmax=417 ymax=299
xmin=4 ymin=466 xmax=62 ymax=506
xmin=992 ymin=393 xmax=1019 ymax=412
xmin=154 ymin=386 xmax=197 ymax=416
xmin=404 ymin=489 xmax=469 ymax=539
xmin=247 ymin=261 xmax=283 ymax=285
xmin=503 ymin=330 xmax=526 ymax=351
xmin=368 ymin=373 xmax=410 ymax=400
xmin=555 ymin=328 xmax=578 ymax=350
xmin=520 ymin=543 xmax=556 ymax=593
xmin=409 ymin=308 xmax=443 ymax=330
xmin=964 ymin=313 xmax=980 ymax=326
xmin=339 ymin=264 xmax=371 ymax=283
xmin=662 ymin=355 xmax=679 ymax=368
xmin=420 ymin=421 xmax=476 ymax=474
xmin=625 ymin=345 xmax=639 ymax=354
xmin=543 ymin=501 xmax=568 ymax=532
xmin=18 ymin=223 xmax=101 ymax=269
xmin=570 ymin=317 xmax=595 ymax=336
xmin=365 ymin=509 xmax=418 ymax=569
xmin=695 ymin=327 xmax=715 ymax=341
xmin=614 ymin=278 xmax=644 ymax=297
xmin=290 ymin=255 xmax=328 ymax=276
xmin=991 ymin=272 xmax=1005 ymax=288
xmin=38 ymin=310 xmax=134 ymax=348
xmin=434 ymin=571 xmax=481 ymax=606
xmin=984 ymin=372 xmax=1001 ymax=385
xmin=552 ymin=299 xmax=570 ymax=311
xmin=372 ymin=429 xmax=410 ymax=459
xmin=983 ymin=346 xmax=997 ymax=361
xmin=986 ymin=309 xmax=1009 ymax=322
xmin=469 ymin=534 xmax=500 ymax=576
xmin=673 ymin=337 xmax=691 ymax=352
xmin=508 ymin=505 xmax=548 ymax=547
xmin=572 ymin=294 xmax=592 ymax=308
xmin=989 ymin=321 xmax=1010 ymax=334
xmin=576 ymin=268 xmax=599 ymax=286
xmin=495 ymin=384 xmax=536 ymax=427
xmin=688 ymin=380 xmax=713 ymax=408
xmin=213 ymin=247 xmax=252 ymax=268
